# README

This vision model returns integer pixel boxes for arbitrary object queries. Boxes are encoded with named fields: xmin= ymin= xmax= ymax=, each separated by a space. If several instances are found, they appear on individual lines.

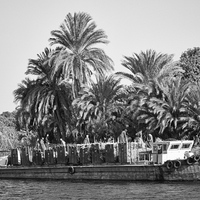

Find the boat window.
xmin=170 ymin=144 xmax=180 ymax=150
xmin=158 ymin=144 xmax=162 ymax=153
xmin=153 ymin=145 xmax=157 ymax=152
xmin=181 ymin=143 xmax=191 ymax=149
xmin=162 ymin=144 xmax=167 ymax=151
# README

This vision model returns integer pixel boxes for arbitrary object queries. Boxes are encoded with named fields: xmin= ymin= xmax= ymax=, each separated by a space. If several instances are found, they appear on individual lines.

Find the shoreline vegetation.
xmin=1 ymin=12 xmax=200 ymax=151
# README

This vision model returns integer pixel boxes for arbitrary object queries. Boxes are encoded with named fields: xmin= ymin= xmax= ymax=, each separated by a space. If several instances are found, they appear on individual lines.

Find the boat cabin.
xmin=152 ymin=140 xmax=194 ymax=164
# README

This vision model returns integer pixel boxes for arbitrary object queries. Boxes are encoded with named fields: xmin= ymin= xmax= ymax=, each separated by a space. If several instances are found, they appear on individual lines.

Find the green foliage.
xmin=117 ymin=50 xmax=184 ymax=139
xmin=13 ymin=12 xmax=114 ymax=142
xmin=11 ymin=14 xmax=200 ymax=143
xmin=181 ymin=83 xmax=200 ymax=138
xmin=49 ymin=12 xmax=113 ymax=98
xmin=180 ymin=47 xmax=200 ymax=83
xmin=116 ymin=49 xmax=176 ymax=84
xmin=14 ymin=48 xmax=75 ymax=141
xmin=0 ymin=112 xmax=20 ymax=149
xmin=73 ymin=74 xmax=125 ymax=140
xmin=148 ymin=78 xmax=190 ymax=139
xmin=0 ymin=112 xmax=38 ymax=149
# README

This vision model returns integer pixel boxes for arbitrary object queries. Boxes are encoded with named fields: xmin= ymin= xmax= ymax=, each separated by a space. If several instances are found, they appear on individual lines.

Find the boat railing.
xmin=0 ymin=150 xmax=10 ymax=157
xmin=7 ymin=142 xmax=153 ymax=167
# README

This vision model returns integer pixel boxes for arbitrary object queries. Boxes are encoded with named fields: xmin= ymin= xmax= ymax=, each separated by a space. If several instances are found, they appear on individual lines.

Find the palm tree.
xmin=181 ymin=83 xmax=200 ymax=138
xmin=73 ymin=74 xmax=125 ymax=140
xmin=14 ymin=48 xmax=55 ymax=136
xmin=117 ymin=49 xmax=181 ymax=85
xmin=124 ymin=79 xmax=163 ymax=138
xmin=146 ymin=77 xmax=190 ymax=139
xmin=14 ymin=48 xmax=75 ymax=141
xmin=125 ymin=77 xmax=190 ymax=140
xmin=14 ymin=78 xmax=39 ymax=132
xmin=49 ymin=12 xmax=113 ymax=98
xmin=116 ymin=50 xmax=184 ymax=139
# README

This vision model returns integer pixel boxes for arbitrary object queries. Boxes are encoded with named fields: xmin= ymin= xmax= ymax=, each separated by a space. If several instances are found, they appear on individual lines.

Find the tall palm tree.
xmin=14 ymin=48 xmax=55 ymax=135
xmin=117 ymin=50 xmax=181 ymax=85
xmin=14 ymin=48 xmax=75 ymax=141
xmin=49 ymin=12 xmax=113 ymax=98
xmin=117 ymin=50 xmax=184 ymax=139
xmin=14 ymin=78 xmax=39 ymax=132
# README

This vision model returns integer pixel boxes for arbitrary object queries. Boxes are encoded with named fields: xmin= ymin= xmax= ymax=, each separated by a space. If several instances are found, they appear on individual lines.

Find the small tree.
xmin=180 ymin=47 xmax=200 ymax=83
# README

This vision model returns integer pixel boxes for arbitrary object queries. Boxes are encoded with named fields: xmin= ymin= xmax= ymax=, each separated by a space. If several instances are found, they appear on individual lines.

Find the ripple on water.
xmin=0 ymin=180 xmax=200 ymax=200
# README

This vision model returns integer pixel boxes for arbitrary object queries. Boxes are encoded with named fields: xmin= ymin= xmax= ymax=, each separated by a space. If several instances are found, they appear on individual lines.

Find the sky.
xmin=0 ymin=0 xmax=200 ymax=114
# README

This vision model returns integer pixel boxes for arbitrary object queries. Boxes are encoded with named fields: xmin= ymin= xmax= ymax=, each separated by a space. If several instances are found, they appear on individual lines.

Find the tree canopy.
xmin=6 ymin=12 xmax=200 ymax=147
xmin=180 ymin=47 xmax=200 ymax=83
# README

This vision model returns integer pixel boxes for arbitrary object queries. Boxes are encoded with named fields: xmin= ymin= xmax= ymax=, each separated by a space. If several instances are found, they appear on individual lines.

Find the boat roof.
xmin=155 ymin=140 xmax=193 ymax=144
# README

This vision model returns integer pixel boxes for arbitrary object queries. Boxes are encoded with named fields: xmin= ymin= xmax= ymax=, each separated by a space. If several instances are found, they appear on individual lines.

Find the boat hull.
xmin=0 ymin=162 xmax=200 ymax=181
xmin=162 ymin=162 xmax=200 ymax=181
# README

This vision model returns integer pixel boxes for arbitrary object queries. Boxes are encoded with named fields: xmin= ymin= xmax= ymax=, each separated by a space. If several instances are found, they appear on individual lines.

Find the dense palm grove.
xmin=9 ymin=12 xmax=200 ymax=147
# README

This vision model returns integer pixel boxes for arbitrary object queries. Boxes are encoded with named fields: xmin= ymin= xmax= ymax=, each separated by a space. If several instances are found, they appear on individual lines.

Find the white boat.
xmin=0 ymin=140 xmax=199 ymax=181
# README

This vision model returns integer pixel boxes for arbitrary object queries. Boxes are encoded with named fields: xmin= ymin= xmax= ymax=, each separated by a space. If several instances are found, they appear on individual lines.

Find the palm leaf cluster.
xmin=13 ymin=12 xmax=200 ymax=144
xmin=49 ymin=12 xmax=113 ymax=98
xmin=120 ymin=50 xmax=200 ymax=140
xmin=73 ymin=75 xmax=125 ymax=140
xmin=14 ymin=12 xmax=114 ymax=143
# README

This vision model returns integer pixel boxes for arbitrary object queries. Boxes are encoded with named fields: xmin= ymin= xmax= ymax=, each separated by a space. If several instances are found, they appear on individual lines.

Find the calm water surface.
xmin=0 ymin=179 xmax=199 ymax=200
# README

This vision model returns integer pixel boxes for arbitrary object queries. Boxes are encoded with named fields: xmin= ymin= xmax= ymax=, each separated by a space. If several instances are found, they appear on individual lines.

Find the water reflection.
xmin=0 ymin=179 xmax=200 ymax=200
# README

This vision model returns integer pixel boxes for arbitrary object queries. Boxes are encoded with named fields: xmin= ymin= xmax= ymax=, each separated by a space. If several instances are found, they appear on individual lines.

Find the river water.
xmin=0 ymin=179 xmax=199 ymax=200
